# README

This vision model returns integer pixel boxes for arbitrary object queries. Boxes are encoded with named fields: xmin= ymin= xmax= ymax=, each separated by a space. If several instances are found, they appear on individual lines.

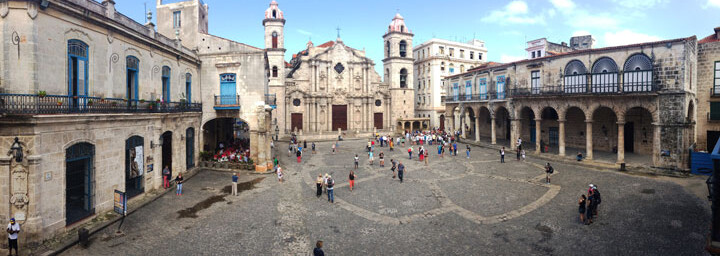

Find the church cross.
xmin=336 ymin=26 xmax=341 ymax=38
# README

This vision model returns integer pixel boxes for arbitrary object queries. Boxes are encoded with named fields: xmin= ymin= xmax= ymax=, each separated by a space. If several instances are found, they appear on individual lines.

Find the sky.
xmin=114 ymin=0 xmax=720 ymax=74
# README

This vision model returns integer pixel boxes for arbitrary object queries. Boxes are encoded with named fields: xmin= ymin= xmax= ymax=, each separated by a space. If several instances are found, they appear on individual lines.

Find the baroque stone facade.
xmin=444 ymin=36 xmax=697 ymax=170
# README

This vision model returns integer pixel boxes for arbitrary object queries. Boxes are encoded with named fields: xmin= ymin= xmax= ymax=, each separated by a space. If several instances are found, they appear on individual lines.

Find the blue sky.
xmin=116 ymin=0 xmax=720 ymax=74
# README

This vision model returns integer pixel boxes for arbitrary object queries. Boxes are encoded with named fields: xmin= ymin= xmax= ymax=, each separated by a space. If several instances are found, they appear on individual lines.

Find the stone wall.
xmin=696 ymin=40 xmax=720 ymax=151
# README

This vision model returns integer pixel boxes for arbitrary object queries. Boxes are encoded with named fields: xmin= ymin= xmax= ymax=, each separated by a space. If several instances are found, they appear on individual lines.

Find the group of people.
xmin=212 ymin=140 xmax=251 ymax=164
xmin=315 ymin=173 xmax=336 ymax=203
xmin=162 ymin=165 xmax=184 ymax=195
xmin=578 ymin=184 xmax=602 ymax=225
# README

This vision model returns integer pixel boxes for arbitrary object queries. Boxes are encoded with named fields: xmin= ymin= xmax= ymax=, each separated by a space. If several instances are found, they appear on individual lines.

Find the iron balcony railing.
xmin=214 ymin=95 xmax=241 ymax=109
xmin=265 ymin=93 xmax=277 ymax=106
xmin=443 ymin=93 xmax=501 ymax=103
xmin=0 ymin=94 xmax=201 ymax=115
xmin=512 ymin=82 xmax=658 ymax=97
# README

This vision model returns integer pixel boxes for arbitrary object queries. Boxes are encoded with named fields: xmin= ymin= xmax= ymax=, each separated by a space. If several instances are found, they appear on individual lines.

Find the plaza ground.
xmin=62 ymin=139 xmax=710 ymax=255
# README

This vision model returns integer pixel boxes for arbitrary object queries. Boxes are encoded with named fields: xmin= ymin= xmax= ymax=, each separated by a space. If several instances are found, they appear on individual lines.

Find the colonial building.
xmin=525 ymin=35 xmax=594 ymax=59
xmin=413 ymin=38 xmax=487 ymax=129
xmin=270 ymin=6 xmax=415 ymax=135
xmin=697 ymin=27 xmax=720 ymax=151
xmin=444 ymin=36 xmax=697 ymax=170
xmin=0 ymin=0 xmax=273 ymax=246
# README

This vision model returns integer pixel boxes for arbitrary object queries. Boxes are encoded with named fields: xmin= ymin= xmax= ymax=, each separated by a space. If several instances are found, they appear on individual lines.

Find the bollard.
xmin=78 ymin=227 xmax=90 ymax=247
xmin=620 ymin=163 xmax=626 ymax=172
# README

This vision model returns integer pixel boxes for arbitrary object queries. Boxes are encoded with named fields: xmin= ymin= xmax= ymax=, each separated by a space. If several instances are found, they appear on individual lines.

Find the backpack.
xmin=327 ymin=178 xmax=334 ymax=188
xmin=549 ymin=166 xmax=554 ymax=174
xmin=594 ymin=190 xmax=601 ymax=204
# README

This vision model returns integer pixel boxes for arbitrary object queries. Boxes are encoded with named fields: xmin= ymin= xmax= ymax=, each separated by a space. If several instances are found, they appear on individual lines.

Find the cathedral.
xmin=265 ymin=2 xmax=415 ymax=136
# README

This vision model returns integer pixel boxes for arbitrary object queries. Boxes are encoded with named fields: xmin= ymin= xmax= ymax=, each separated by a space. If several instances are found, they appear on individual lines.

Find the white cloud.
xmin=482 ymin=1 xmax=545 ymax=25
xmin=603 ymin=30 xmax=661 ymax=47
xmin=500 ymin=54 xmax=526 ymax=63
xmin=572 ymin=30 xmax=591 ymax=36
xmin=296 ymin=29 xmax=312 ymax=36
xmin=550 ymin=0 xmax=575 ymax=9
xmin=707 ymin=0 xmax=720 ymax=8
xmin=612 ymin=0 xmax=668 ymax=8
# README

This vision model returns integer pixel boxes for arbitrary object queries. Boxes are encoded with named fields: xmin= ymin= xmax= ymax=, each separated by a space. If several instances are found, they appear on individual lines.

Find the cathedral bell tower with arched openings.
xmin=383 ymin=13 xmax=415 ymax=125
xmin=264 ymin=0 xmax=286 ymax=135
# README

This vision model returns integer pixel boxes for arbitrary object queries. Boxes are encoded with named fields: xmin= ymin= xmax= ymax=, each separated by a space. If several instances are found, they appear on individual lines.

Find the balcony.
xmin=214 ymin=95 xmax=241 ymax=110
xmin=442 ymin=93 xmax=501 ymax=104
xmin=511 ymin=82 xmax=657 ymax=98
xmin=265 ymin=94 xmax=277 ymax=109
xmin=0 ymin=94 xmax=201 ymax=115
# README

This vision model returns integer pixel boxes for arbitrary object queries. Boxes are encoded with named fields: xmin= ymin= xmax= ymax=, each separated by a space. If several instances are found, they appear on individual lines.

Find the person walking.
xmin=424 ymin=149 xmax=429 ymax=166
xmin=592 ymin=185 xmax=601 ymax=217
xmin=418 ymin=146 xmax=424 ymax=162
xmin=389 ymin=138 xmax=394 ymax=151
xmin=397 ymin=161 xmax=405 ymax=183
xmin=303 ymin=140 xmax=307 ymax=150
xmin=288 ymin=143 xmax=293 ymax=157
xmin=379 ymin=151 xmax=385 ymax=167
xmin=578 ymin=194 xmax=587 ymax=224
xmin=313 ymin=240 xmax=325 ymax=256
xmin=327 ymin=175 xmax=335 ymax=203
xmin=162 ymin=165 xmax=171 ymax=189
xmin=516 ymin=148 xmax=521 ymax=161
xmin=408 ymin=146 xmax=413 ymax=159
xmin=277 ymin=166 xmax=284 ymax=183
xmin=500 ymin=147 xmax=505 ymax=163
xmin=453 ymin=142 xmax=458 ymax=156
xmin=6 ymin=218 xmax=19 ymax=256
xmin=545 ymin=163 xmax=553 ymax=184
xmin=332 ymin=142 xmax=336 ymax=154
xmin=323 ymin=173 xmax=329 ymax=194
xmin=354 ymin=154 xmax=359 ymax=169
xmin=231 ymin=173 xmax=239 ymax=196
xmin=438 ymin=144 xmax=443 ymax=158
xmin=349 ymin=170 xmax=356 ymax=192
xmin=296 ymin=148 xmax=302 ymax=163
xmin=466 ymin=144 xmax=471 ymax=159
xmin=316 ymin=175 xmax=323 ymax=198
xmin=586 ymin=189 xmax=595 ymax=225
xmin=391 ymin=159 xmax=397 ymax=179
xmin=368 ymin=150 xmax=374 ymax=165
xmin=175 ymin=173 xmax=184 ymax=195
xmin=312 ymin=142 xmax=316 ymax=154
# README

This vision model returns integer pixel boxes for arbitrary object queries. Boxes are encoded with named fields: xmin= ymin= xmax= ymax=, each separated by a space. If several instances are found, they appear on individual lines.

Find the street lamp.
xmin=275 ymin=126 xmax=279 ymax=141
xmin=8 ymin=137 xmax=23 ymax=163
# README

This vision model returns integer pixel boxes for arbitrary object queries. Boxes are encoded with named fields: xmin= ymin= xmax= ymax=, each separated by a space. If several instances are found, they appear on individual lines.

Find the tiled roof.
xmin=317 ymin=41 xmax=335 ymax=48
xmin=699 ymin=34 xmax=720 ymax=44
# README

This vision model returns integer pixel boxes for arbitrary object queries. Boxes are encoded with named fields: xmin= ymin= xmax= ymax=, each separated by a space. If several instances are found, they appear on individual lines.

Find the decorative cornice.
xmin=262 ymin=18 xmax=286 ymax=26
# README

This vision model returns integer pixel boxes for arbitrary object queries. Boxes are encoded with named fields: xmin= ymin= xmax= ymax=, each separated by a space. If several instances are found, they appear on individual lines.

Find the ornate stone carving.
xmin=107 ymin=31 xmax=114 ymax=44
xmin=0 ymin=2 xmax=9 ymax=18
xmin=319 ymin=71 xmax=326 ymax=80
xmin=27 ymin=1 xmax=38 ymax=19
xmin=10 ymin=165 xmax=28 ymax=209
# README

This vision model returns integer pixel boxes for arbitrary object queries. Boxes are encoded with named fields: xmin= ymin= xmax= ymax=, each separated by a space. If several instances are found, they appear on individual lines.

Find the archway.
xmin=564 ymin=107 xmax=586 ymax=155
xmin=519 ymin=107 xmax=535 ymax=146
xmin=161 ymin=131 xmax=173 ymax=179
xmin=540 ymin=107 xmax=559 ymax=153
xmin=66 ymin=142 xmax=95 ymax=225
xmin=592 ymin=107 xmax=618 ymax=155
xmin=439 ymin=114 xmax=446 ymax=131
xmin=125 ymin=136 xmax=145 ymax=199
xmin=496 ymin=106 xmax=511 ymax=142
xmin=412 ymin=121 xmax=421 ymax=131
xmin=477 ymin=107 xmax=492 ymax=141
xmin=202 ymin=118 xmax=250 ymax=152
xmin=464 ymin=107 xmax=476 ymax=139
xmin=186 ymin=127 xmax=195 ymax=169
xmin=625 ymin=107 xmax=654 ymax=155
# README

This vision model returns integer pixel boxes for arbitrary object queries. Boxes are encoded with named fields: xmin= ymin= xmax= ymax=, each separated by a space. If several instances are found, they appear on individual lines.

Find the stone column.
xmin=558 ymin=119 xmax=566 ymax=156
xmin=652 ymin=123 xmax=660 ymax=167
xmin=490 ymin=117 xmax=497 ymax=144
xmin=510 ymin=119 xmax=520 ymax=149
xmin=461 ymin=117 xmax=466 ymax=139
xmin=535 ymin=119 xmax=542 ymax=153
xmin=617 ymin=120 xmax=626 ymax=164
xmin=476 ymin=116 xmax=482 ymax=142
xmin=586 ymin=120 xmax=593 ymax=160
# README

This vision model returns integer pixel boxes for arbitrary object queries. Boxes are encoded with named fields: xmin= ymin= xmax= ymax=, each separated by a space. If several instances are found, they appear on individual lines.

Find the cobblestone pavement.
xmin=62 ymin=139 xmax=711 ymax=255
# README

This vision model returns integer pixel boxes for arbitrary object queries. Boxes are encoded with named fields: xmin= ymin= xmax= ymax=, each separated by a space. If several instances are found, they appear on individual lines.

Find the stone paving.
xmin=62 ymin=139 xmax=711 ymax=255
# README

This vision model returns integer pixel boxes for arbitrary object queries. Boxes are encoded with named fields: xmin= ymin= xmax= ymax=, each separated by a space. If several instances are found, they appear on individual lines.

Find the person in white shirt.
xmin=7 ymin=218 xmax=19 ymax=256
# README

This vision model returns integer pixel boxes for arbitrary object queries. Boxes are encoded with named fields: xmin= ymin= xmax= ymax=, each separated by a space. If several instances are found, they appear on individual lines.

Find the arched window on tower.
xmin=272 ymin=66 xmax=278 ymax=77
xmin=272 ymin=10 xmax=277 ymax=19
xmin=385 ymin=68 xmax=389 ymax=82
xmin=386 ymin=41 xmax=391 ymax=57
xmin=399 ymin=40 xmax=407 ymax=57
xmin=272 ymin=31 xmax=278 ymax=49
xmin=400 ymin=68 xmax=408 ymax=88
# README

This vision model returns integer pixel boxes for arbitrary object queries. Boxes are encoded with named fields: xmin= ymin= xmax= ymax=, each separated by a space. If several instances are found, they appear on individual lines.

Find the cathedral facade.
xmin=266 ymin=3 xmax=415 ymax=136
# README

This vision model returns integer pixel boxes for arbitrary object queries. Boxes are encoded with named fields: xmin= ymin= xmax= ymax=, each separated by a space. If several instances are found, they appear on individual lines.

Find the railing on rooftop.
xmin=0 ymin=94 xmax=201 ymax=115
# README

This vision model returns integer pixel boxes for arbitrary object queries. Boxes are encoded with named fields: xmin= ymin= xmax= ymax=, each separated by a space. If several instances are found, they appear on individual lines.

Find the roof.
xmin=449 ymin=36 xmax=696 ymax=79
xmin=264 ymin=0 xmax=284 ymax=19
xmin=317 ymin=41 xmax=336 ymax=48
xmin=699 ymin=31 xmax=720 ymax=44
xmin=388 ymin=13 xmax=411 ymax=33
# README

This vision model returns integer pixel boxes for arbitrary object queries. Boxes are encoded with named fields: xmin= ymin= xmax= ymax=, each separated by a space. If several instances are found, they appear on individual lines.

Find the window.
xmin=711 ymin=102 xmax=720 ymax=121
xmin=185 ymin=73 xmax=192 ymax=103
xmin=399 ymin=40 xmax=407 ymax=57
xmin=272 ymin=66 xmax=278 ymax=77
xmin=478 ymin=53 xmax=483 ymax=60
xmin=460 ymin=50 xmax=465 ymax=58
xmin=496 ymin=75 xmax=506 ymax=99
xmin=470 ymin=51 xmax=474 ymax=60
xmin=460 ymin=65 xmax=465 ymax=73
xmin=441 ymin=62 xmax=445 ymax=71
xmin=537 ymin=51 xmax=541 ymax=58
xmin=173 ymin=11 xmax=181 ymax=28
xmin=531 ymin=71 xmax=541 ymax=94
xmin=452 ymin=83 xmax=459 ymax=101
xmin=400 ymin=68 xmax=408 ymax=88
xmin=67 ymin=40 xmax=88 ymax=109
xmin=386 ymin=41 xmax=391 ymax=57
xmin=532 ymin=51 xmax=536 ymax=59
xmin=591 ymin=57 xmax=619 ymax=93
xmin=449 ymin=48 xmax=454 ymax=57
xmin=439 ymin=46 xmax=445 ymax=55
xmin=715 ymin=62 xmax=720 ymax=94
xmin=623 ymin=53 xmax=653 ymax=92
xmin=449 ymin=64 xmax=454 ymax=74
xmin=219 ymin=73 xmax=237 ymax=105
xmin=271 ymin=31 xmax=278 ymax=48
xmin=162 ymin=66 xmax=171 ymax=101
xmin=465 ymin=81 xmax=472 ymax=100
xmin=564 ymin=60 xmax=587 ymax=93
xmin=478 ymin=78 xmax=487 ymax=99
xmin=126 ymin=56 xmax=139 ymax=104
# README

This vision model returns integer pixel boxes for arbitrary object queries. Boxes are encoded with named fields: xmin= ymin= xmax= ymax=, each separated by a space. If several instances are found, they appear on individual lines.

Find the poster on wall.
xmin=129 ymin=146 xmax=144 ymax=178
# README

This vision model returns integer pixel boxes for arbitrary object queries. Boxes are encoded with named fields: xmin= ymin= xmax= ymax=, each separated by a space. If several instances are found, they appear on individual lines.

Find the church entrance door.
xmin=332 ymin=105 xmax=348 ymax=131
xmin=291 ymin=113 xmax=303 ymax=132
xmin=374 ymin=113 xmax=383 ymax=130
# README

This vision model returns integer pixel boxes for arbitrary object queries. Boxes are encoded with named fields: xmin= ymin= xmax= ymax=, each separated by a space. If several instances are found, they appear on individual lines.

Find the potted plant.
xmin=87 ymin=99 xmax=94 ymax=106
xmin=37 ymin=91 xmax=47 ymax=98
xmin=100 ymin=97 xmax=106 ymax=102
xmin=148 ymin=101 xmax=156 ymax=110
xmin=122 ymin=98 xmax=128 ymax=102
xmin=72 ymin=95 xmax=78 ymax=99
xmin=139 ymin=99 xmax=145 ymax=103
xmin=56 ymin=100 xmax=63 ymax=106
xmin=246 ymin=159 xmax=254 ymax=170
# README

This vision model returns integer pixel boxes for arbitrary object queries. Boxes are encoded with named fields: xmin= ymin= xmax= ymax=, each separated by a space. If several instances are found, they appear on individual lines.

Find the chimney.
xmin=102 ymin=0 xmax=115 ymax=19
xmin=561 ymin=42 xmax=567 ymax=47
xmin=715 ymin=27 xmax=720 ymax=39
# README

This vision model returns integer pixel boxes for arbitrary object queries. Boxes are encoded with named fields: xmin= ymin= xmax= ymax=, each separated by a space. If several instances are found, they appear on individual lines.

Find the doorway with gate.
xmin=65 ymin=143 xmax=95 ymax=225
xmin=332 ymin=105 xmax=348 ymax=131
xmin=162 ymin=131 xmax=173 ymax=179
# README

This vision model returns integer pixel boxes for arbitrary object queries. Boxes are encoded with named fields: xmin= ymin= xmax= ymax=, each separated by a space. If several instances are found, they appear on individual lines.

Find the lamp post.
xmin=275 ymin=126 xmax=279 ymax=141
xmin=8 ymin=137 xmax=23 ymax=163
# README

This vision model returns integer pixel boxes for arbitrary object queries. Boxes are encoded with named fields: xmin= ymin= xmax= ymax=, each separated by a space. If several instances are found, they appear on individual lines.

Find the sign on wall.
xmin=129 ymin=146 xmax=144 ymax=178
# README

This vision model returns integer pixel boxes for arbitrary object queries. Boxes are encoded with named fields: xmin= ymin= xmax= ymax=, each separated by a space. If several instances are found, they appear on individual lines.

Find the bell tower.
xmin=263 ymin=0 xmax=286 ymax=135
xmin=383 ymin=13 xmax=415 ymax=122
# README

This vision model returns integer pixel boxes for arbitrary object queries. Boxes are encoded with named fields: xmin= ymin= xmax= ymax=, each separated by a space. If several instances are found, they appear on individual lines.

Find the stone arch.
xmin=477 ymin=106 xmax=492 ymax=140
xmin=565 ymin=106 xmax=587 ymax=151
xmin=124 ymin=47 xmax=143 ymax=58
xmin=519 ymin=106 xmax=536 ymax=144
xmin=495 ymin=106 xmax=512 ymax=141
xmin=621 ymin=103 xmax=658 ymax=123
xmin=591 ymin=106 xmax=618 ymax=153
xmin=624 ymin=106 xmax=654 ymax=154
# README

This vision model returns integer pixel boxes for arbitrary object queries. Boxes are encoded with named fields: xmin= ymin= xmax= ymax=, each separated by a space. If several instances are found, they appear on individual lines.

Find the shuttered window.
xmin=711 ymin=102 xmax=720 ymax=121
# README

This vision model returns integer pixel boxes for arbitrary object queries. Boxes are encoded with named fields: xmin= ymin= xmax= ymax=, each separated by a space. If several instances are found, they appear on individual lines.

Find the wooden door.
xmin=332 ymin=105 xmax=347 ymax=131
xmin=291 ymin=113 xmax=303 ymax=132
xmin=374 ymin=113 xmax=383 ymax=130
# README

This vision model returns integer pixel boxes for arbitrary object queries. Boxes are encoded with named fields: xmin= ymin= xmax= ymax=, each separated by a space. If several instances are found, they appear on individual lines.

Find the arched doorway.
xmin=592 ymin=107 xmax=618 ymax=154
xmin=464 ymin=107 xmax=475 ymax=139
xmin=186 ymin=127 xmax=195 ymax=169
xmin=439 ymin=114 xmax=445 ymax=131
xmin=125 ymin=136 xmax=144 ymax=198
xmin=540 ymin=107 xmax=559 ymax=152
xmin=565 ymin=107 xmax=587 ymax=154
xmin=496 ymin=106 xmax=511 ymax=141
xmin=477 ymin=107 xmax=492 ymax=141
xmin=520 ymin=107 xmax=535 ymax=144
xmin=625 ymin=107 xmax=653 ymax=154
xmin=66 ymin=142 xmax=95 ymax=225
xmin=161 ymin=131 xmax=173 ymax=179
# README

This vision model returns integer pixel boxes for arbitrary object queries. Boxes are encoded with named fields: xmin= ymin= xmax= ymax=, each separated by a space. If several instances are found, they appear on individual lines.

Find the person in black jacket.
xmin=313 ymin=240 xmax=324 ymax=256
